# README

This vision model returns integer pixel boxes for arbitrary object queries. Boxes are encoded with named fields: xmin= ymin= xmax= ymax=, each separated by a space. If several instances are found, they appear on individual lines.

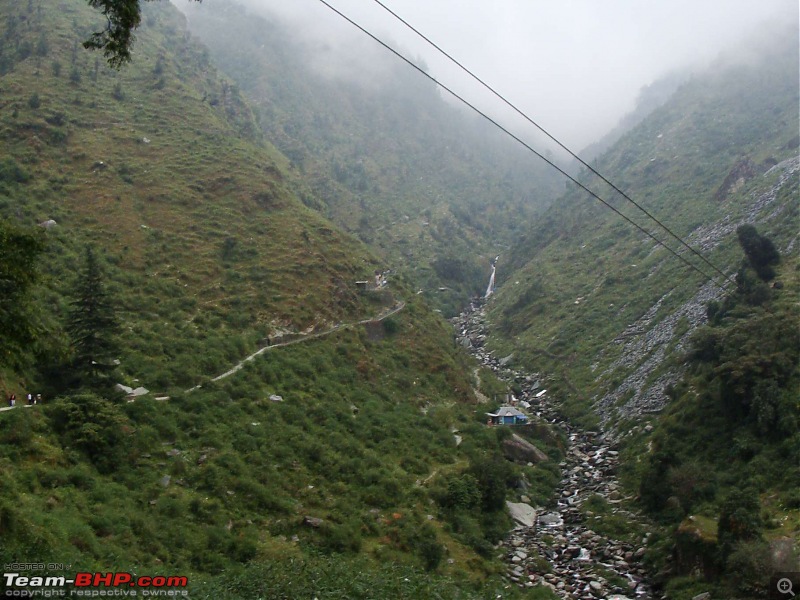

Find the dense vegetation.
xmin=0 ymin=0 xmax=562 ymax=596
xmin=627 ymin=230 xmax=799 ymax=599
xmin=178 ymin=0 xmax=564 ymax=315
xmin=488 ymin=21 xmax=799 ymax=429
xmin=482 ymin=19 xmax=799 ymax=599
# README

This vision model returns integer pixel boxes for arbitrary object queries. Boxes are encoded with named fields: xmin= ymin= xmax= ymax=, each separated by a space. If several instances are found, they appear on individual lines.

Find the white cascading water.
xmin=485 ymin=256 xmax=499 ymax=298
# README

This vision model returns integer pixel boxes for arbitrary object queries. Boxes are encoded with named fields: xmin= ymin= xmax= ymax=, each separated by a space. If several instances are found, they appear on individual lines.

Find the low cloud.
xmin=181 ymin=0 xmax=797 ymax=149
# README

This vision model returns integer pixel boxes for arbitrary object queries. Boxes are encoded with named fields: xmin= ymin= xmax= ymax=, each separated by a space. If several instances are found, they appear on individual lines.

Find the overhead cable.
xmin=314 ymin=0 xmax=726 ymax=290
xmin=369 ymin=0 xmax=736 ymax=290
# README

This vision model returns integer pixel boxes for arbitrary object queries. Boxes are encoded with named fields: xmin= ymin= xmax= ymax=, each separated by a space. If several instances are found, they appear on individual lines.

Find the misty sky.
xmin=186 ymin=0 xmax=797 ymax=150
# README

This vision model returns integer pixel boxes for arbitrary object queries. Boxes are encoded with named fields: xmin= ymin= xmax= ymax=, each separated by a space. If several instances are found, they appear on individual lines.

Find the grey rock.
xmin=538 ymin=513 xmax=563 ymax=526
xmin=506 ymin=501 xmax=537 ymax=527
xmin=503 ymin=434 xmax=549 ymax=464
xmin=302 ymin=516 xmax=324 ymax=528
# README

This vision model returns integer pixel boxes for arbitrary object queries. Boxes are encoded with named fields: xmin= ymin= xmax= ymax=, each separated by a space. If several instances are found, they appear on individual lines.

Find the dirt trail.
xmin=186 ymin=301 xmax=406 ymax=392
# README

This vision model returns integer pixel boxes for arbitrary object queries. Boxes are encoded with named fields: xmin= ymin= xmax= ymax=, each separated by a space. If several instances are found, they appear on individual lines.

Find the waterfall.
xmin=484 ymin=256 xmax=499 ymax=298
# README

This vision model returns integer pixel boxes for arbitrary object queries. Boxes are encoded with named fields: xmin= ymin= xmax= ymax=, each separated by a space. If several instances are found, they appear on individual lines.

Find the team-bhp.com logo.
xmin=3 ymin=571 xmax=189 ymax=597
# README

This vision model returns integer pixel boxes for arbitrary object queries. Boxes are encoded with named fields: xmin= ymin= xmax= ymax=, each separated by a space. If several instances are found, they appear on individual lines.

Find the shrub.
xmin=321 ymin=521 xmax=362 ymax=554
xmin=736 ymin=224 xmax=780 ymax=281
xmin=47 ymin=393 xmax=131 ymax=473
xmin=0 ymin=158 xmax=30 ymax=184
xmin=438 ymin=473 xmax=481 ymax=511
xmin=717 ymin=488 xmax=762 ymax=560
xmin=414 ymin=528 xmax=444 ymax=571
xmin=725 ymin=538 xmax=771 ymax=597
xmin=468 ymin=455 xmax=515 ymax=513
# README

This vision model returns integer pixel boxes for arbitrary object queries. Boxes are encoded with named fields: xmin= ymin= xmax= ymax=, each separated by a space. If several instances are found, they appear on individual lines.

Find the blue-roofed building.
xmin=486 ymin=406 xmax=528 ymax=425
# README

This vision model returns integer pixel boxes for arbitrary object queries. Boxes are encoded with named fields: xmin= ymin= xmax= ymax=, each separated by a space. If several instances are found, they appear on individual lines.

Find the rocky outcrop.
xmin=674 ymin=516 xmax=719 ymax=580
xmin=595 ymin=279 xmax=720 ymax=427
xmin=713 ymin=157 xmax=759 ymax=201
xmin=689 ymin=155 xmax=798 ymax=254
xmin=503 ymin=434 xmax=549 ymax=464
xmin=594 ymin=156 xmax=799 ymax=429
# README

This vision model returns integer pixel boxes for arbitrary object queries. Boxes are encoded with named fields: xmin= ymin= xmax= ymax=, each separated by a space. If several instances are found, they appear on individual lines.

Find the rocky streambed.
xmin=453 ymin=302 xmax=660 ymax=600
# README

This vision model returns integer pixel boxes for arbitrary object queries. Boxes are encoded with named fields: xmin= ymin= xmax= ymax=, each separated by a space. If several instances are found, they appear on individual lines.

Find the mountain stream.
xmin=453 ymin=301 xmax=659 ymax=600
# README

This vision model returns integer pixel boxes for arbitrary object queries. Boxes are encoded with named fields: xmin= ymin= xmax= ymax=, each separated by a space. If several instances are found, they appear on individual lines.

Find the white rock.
xmin=506 ymin=501 xmax=537 ymax=527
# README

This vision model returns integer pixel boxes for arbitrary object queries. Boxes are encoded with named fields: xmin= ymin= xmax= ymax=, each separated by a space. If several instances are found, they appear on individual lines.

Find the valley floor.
xmin=455 ymin=302 xmax=663 ymax=600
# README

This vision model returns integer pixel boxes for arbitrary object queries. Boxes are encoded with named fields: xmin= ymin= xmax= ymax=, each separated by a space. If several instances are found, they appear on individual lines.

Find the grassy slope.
xmin=484 ymin=20 xmax=799 ymax=599
xmin=177 ymin=0 xmax=564 ymax=315
xmin=0 ymin=0 xmax=387 ymax=390
xmin=0 ymin=1 xmax=559 ymax=597
xmin=488 ymin=22 xmax=799 ymax=427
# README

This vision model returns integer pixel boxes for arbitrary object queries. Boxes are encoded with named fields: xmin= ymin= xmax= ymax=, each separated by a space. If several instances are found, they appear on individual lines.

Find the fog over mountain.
xmin=197 ymin=0 xmax=796 ymax=151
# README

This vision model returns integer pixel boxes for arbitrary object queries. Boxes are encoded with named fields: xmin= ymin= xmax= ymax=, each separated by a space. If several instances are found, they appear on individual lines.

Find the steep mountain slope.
xmin=490 ymin=21 xmax=798 ymax=428
xmin=0 ymin=1 xmax=561 ymax=597
xmin=484 ymin=20 xmax=799 ymax=599
xmin=177 ymin=0 xmax=564 ymax=314
xmin=575 ymin=70 xmax=689 ymax=166
xmin=0 ymin=0 xmax=384 ymax=390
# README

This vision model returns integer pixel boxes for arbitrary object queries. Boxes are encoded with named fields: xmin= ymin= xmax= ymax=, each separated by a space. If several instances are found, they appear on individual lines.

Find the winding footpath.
xmin=186 ymin=300 xmax=406 ymax=392
xmin=453 ymin=301 xmax=659 ymax=600
xmin=1 ymin=302 xmax=407 ymax=408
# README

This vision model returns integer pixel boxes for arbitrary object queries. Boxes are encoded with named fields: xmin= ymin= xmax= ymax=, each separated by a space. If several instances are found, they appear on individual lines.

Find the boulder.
xmin=674 ymin=515 xmax=720 ymax=579
xmin=506 ymin=501 xmax=537 ymax=527
xmin=771 ymin=537 xmax=800 ymax=571
xmin=538 ymin=512 xmax=563 ymax=527
xmin=503 ymin=434 xmax=549 ymax=464
xmin=303 ymin=516 xmax=324 ymax=528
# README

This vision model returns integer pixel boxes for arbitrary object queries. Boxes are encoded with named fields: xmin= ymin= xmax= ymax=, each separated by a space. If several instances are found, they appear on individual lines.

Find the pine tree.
xmin=67 ymin=245 xmax=118 ymax=390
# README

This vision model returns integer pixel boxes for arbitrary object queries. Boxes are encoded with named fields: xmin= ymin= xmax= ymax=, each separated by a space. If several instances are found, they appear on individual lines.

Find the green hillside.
xmin=485 ymin=19 xmax=799 ymax=599
xmin=178 ymin=0 xmax=563 ymax=315
xmin=0 ymin=1 xmax=560 ymax=597
xmin=491 ymin=21 xmax=798 ymax=428
xmin=0 ymin=0 xmax=386 ymax=390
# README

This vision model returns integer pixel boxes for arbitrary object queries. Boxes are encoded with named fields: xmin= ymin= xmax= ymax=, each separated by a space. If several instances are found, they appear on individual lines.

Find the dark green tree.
xmin=736 ymin=224 xmax=780 ymax=281
xmin=66 ymin=245 xmax=119 ymax=390
xmin=48 ymin=392 xmax=131 ymax=472
xmin=0 ymin=219 xmax=44 ymax=370
xmin=717 ymin=487 xmax=762 ymax=560
xmin=84 ymin=0 xmax=200 ymax=68
xmin=467 ymin=455 xmax=515 ymax=513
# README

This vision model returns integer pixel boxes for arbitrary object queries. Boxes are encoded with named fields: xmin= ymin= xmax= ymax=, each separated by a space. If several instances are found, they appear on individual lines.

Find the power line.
xmin=369 ymin=0 xmax=736 ymax=290
xmin=313 ymin=0 xmax=726 ymax=290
